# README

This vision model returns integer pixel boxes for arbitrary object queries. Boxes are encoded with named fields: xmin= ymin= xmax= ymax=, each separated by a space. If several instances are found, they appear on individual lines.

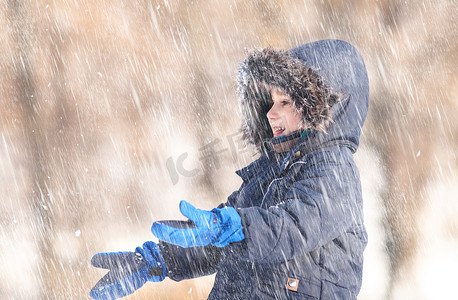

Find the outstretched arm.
xmin=158 ymin=241 xmax=222 ymax=281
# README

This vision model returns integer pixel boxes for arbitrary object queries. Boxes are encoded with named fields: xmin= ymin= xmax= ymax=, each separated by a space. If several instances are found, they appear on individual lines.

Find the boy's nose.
xmin=267 ymin=103 xmax=278 ymax=120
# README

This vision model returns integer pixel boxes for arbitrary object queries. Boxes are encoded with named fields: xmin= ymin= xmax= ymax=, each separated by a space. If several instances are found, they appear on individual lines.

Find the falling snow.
xmin=0 ymin=1 xmax=456 ymax=299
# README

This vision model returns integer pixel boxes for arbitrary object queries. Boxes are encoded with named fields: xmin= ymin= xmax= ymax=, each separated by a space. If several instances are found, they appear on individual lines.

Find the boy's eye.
xmin=281 ymin=100 xmax=291 ymax=106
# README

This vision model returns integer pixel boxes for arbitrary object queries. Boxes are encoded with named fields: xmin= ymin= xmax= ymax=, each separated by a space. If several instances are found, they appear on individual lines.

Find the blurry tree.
xmin=7 ymin=0 xmax=55 ymax=298
xmin=364 ymin=0 xmax=458 ymax=297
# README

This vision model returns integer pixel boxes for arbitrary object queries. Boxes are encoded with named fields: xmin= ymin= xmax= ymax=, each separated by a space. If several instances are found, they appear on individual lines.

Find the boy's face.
xmin=267 ymin=88 xmax=302 ymax=138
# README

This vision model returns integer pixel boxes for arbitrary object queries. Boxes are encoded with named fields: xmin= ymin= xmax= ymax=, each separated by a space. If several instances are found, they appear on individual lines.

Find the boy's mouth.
xmin=272 ymin=126 xmax=285 ymax=137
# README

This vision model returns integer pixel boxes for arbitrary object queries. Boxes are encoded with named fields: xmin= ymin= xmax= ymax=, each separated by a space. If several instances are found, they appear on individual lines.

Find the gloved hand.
xmin=90 ymin=241 xmax=166 ymax=300
xmin=151 ymin=200 xmax=245 ymax=248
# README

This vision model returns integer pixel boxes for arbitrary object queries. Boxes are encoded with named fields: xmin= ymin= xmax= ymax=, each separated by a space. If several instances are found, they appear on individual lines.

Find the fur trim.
xmin=237 ymin=48 xmax=341 ymax=152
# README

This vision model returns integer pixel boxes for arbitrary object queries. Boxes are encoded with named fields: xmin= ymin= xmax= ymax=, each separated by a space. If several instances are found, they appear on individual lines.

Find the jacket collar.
xmin=267 ymin=130 xmax=302 ymax=153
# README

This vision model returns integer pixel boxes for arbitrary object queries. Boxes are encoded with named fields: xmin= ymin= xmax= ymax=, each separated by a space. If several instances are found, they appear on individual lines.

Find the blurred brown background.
xmin=0 ymin=0 xmax=456 ymax=299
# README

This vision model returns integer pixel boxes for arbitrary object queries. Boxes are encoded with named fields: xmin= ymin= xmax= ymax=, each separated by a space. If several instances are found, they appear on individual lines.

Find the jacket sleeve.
xmin=159 ymin=241 xmax=222 ymax=281
xmin=236 ymin=147 xmax=364 ymax=263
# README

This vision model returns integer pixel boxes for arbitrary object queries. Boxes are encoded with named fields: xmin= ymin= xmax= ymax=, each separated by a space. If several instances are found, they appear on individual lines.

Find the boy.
xmin=90 ymin=39 xmax=369 ymax=299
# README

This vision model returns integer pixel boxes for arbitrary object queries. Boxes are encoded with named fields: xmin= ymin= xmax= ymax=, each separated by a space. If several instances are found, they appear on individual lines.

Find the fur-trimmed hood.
xmin=237 ymin=39 xmax=369 ymax=153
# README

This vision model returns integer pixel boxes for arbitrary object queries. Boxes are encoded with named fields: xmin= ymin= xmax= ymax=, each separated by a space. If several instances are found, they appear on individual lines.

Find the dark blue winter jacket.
xmin=160 ymin=39 xmax=369 ymax=299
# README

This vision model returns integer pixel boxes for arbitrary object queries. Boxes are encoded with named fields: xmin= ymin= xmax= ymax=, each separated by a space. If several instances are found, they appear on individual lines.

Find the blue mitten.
xmin=90 ymin=241 xmax=166 ymax=300
xmin=151 ymin=200 xmax=245 ymax=248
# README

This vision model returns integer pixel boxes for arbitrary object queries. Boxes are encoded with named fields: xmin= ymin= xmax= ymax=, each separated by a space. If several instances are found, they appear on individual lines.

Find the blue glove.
xmin=151 ymin=200 xmax=245 ymax=248
xmin=90 ymin=241 xmax=166 ymax=300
